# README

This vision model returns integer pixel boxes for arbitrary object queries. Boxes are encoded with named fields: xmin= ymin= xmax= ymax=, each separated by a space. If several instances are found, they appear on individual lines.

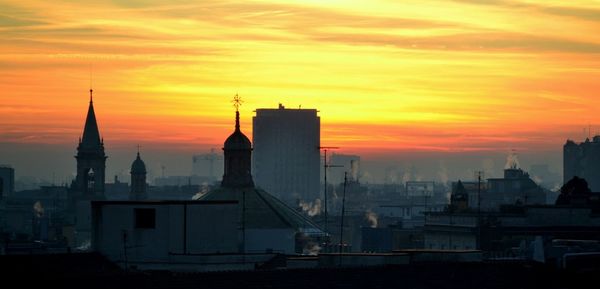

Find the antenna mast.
xmin=339 ymin=172 xmax=348 ymax=266
xmin=319 ymin=146 xmax=342 ymax=235
xmin=475 ymin=170 xmax=484 ymax=250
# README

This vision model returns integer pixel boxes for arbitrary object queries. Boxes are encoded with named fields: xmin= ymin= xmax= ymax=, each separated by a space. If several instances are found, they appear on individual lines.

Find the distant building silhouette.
xmin=0 ymin=165 xmax=15 ymax=199
xmin=252 ymin=103 xmax=320 ymax=203
xmin=564 ymin=136 xmax=600 ymax=191
xmin=486 ymin=165 xmax=546 ymax=207
xmin=555 ymin=176 xmax=600 ymax=206
xmin=74 ymin=89 xmax=106 ymax=198
xmin=130 ymin=150 xmax=147 ymax=200
xmin=450 ymin=180 xmax=469 ymax=212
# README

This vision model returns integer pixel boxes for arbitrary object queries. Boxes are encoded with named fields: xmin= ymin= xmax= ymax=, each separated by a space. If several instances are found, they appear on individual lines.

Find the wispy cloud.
xmin=1 ymin=0 xmax=599 ymax=153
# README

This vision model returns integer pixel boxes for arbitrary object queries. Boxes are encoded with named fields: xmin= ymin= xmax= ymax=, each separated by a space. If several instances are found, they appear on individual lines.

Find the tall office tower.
xmin=253 ymin=104 xmax=320 ymax=203
xmin=564 ymin=136 xmax=600 ymax=191
xmin=0 ymin=165 xmax=15 ymax=198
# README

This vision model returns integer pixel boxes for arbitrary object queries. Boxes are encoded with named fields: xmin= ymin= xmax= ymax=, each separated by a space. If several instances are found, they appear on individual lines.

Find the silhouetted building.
xmin=564 ymin=136 xmax=600 ymax=191
xmin=450 ymin=180 xmax=469 ymax=212
xmin=105 ymin=176 xmax=129 ymax=194
xmin=0 ymin=165 xmax=15 ymax=198
xmin=90 ymin=200 xmax=279 ymax=271
xmin=451 ymin=180 xmax=487 ymax=208
xmin=253 ymin=104 xmax=320 ymax=203
xmin=425 ymin=206 xmax=600 ymax=252
xmin=486 ymin=166 xmax=546 ymax=208
xmin=130 ymin=151 xmax=147 ymax=200
xmin=555 ymin=176 xmax=600 ymax=207
xmin=74 ymin=90 xmax=106 ymax=198
xmin=201 ymin=106 xmax=325 ymax=254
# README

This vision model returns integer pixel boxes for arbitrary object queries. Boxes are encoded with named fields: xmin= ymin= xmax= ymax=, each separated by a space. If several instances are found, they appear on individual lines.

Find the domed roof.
xmin=131 ymin=152 xmax=147 ymax=174
xmin=224 ymin=111 xmax=251 ymax=150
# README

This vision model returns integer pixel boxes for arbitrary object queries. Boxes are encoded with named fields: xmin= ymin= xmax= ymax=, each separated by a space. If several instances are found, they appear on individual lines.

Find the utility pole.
xmin=339 ymin=172 xmax=348 ymax=266
xmin=319 ymin=146 xmax=341 ymax=234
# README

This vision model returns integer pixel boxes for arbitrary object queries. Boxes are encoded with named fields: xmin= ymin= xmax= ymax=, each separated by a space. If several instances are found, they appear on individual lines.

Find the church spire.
xmin=81 ymin=89 xmax=101 ymax=148
xmin=75 ymin=88 xmax=107 ymax=198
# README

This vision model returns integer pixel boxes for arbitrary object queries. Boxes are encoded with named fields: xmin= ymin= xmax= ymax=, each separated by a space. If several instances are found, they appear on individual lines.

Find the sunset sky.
xmin=2 ymin=0 xmax=600 ymax=181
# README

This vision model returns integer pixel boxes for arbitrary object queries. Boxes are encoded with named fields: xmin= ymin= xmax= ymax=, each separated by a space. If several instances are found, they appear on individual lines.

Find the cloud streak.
xmin=1 ymin=0 xmax=599 ymax=154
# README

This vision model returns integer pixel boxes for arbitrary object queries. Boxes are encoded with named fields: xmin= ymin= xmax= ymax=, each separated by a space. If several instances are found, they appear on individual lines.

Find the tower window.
xmin=135 ymin=208 xmax=155 ymax=229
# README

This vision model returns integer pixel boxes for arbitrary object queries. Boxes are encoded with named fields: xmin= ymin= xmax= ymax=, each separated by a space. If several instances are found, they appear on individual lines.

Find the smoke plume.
xmin=505 ymin=151 xmax=520 ymax=169
xmin=299 ymin=199 xmax=322 ymax=217
xmin=33 ymin=201 xmax=44 ymax=217
xmin=365 ymin=210 xmax=378 ymax=228
xmin=192 ymin=182 xmax=210 ymax=200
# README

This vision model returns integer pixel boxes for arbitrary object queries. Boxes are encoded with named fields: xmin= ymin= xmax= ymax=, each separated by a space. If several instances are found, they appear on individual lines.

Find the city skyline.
xmin=2 ymin=0 xmax=600 ymax=157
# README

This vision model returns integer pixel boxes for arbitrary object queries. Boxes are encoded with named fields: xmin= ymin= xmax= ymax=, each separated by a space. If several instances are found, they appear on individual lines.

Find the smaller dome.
xmin=131 ymin=153 xmax=147 ymax=174
xmin=224 ymin=131 xmax=251 ymax=150
xmin=224 ymin=111 xmax=251 ymax=150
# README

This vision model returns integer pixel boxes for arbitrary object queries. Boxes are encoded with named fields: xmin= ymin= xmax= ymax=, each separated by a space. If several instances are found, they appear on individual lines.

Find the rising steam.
xmin=192 ymin=182 xmax=210 ymax=200
xmin=505 ymin=150 xmax=520 ymax=169
xmin=365 ymin=210 xmax=378 ymax=228
xmin=33 ymin=201 xmax=44 ymax=217
xmin=299 ymin=199 xmax=322 ymax=217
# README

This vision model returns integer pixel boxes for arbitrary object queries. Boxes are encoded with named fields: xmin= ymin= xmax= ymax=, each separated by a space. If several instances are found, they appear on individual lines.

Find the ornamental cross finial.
xmin=232 ymin=93 xmax=243 ymax=112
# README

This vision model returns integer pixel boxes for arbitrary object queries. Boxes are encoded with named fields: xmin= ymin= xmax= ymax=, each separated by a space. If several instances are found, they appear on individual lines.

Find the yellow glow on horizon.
xmin=1 ymin=0 xmax=600 ymax=154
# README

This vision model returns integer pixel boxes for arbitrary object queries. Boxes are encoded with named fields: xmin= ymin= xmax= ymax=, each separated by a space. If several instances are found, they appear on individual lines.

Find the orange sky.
xmin=2 ymin=0 xmax=600 ymax=155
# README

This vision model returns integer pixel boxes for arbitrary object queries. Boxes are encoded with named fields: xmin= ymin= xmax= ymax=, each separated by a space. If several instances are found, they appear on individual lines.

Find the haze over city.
xmin=2 ymin=0 xmax=600 ymax=186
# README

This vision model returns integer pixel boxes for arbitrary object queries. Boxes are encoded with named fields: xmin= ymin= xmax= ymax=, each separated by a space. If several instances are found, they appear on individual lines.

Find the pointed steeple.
xmin=80 ymin=89 xmax=101 ymax=148
xmin=75 ymin=88 xmax=107 ymax=198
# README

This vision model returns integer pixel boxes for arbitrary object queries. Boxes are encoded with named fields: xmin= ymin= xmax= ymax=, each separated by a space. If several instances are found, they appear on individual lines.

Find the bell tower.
xmin=75 ymin=89 xmax=107 ymax=198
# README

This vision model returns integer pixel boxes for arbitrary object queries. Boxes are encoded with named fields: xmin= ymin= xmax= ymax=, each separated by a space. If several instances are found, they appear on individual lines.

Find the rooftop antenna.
xmin=319 ymin=146 xmax=342 ymax=235
xmin=338 ymin=171 xmax=348 ymax=266
xmin=475 ymin=170 xmax=484 ymax=250
xmin=89 ymin=63 xmax=93 ymax=102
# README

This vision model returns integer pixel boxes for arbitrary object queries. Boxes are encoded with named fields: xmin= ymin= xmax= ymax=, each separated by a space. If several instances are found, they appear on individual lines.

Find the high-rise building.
xmin=252 ymin=104 xmax=320 ymax=203
xmin=0 ymin=165 xmax=15 ymax=198
xmin=564 ymin=136 xmax=600 ymax=191
xmin=74 ymin=89 xmax=107 ymax=198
